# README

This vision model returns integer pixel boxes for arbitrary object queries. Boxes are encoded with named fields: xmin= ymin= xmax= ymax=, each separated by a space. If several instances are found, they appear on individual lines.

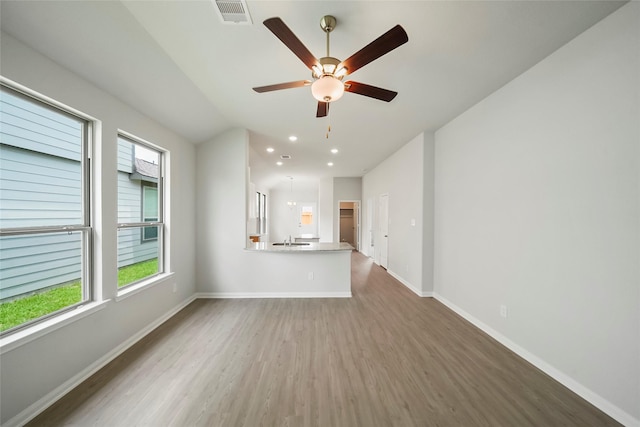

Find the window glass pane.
xmin=117 ymin=137 xmax=159 ymax=224
xmin=261 ymin=194 xmax=267 ymax=234
xmin=0 ymin=231 xmax=86 ymax=332
xmin=301 ymin=206 xmax=313 ymax=225
xmin=117 ymin=226 xmax=160 ymax=287
xmin=142 ymin=186 xmax=158 ymax=241
xmin=117 ymin=134 xmax=163 ymax=290
xmin=0 ymin=85 xmax=89 ymax=334
xmin=143 ymin=186 xmax=158 ymax=220
xmin=0 ymin=89 xmax=84 ymax=228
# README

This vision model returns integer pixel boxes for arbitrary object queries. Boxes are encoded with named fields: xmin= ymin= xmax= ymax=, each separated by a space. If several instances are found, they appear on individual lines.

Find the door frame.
xmin=338 ymin=200 xmax=361 ymax=251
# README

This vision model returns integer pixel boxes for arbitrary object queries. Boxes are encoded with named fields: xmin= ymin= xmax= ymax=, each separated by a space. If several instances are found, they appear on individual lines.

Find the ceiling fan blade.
xmin=264 ymin=17 xmax=319 ymax=70
xmin=253 ymin=80 xmax=311 ymax=93
xmin=316 ymin=101 xmax=329 ymax=118
xmin=344 ymin=81 xmax=398 ymax=102
xmin=339 ymin=25 xmax=408 ymax=75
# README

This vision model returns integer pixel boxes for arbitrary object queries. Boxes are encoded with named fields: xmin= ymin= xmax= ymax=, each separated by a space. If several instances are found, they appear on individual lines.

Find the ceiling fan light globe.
xmin=311 ymin=76 xmax=344 ymax=102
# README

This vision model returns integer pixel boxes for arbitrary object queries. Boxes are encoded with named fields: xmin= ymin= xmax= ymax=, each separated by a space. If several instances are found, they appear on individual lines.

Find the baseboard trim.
xmin=387 ymin=270 xmax=433 ymax=297
xmin=433 ymin=293 xmax=639 ymax=427
xmin=195 ymin=291 xmax=352 ymax=299
xmin=5 ymin=294 xmax=197 ymax=427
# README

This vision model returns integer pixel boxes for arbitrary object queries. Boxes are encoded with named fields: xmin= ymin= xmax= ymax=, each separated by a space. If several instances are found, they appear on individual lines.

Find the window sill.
xmin=0 ymin=300 xmax=110 ymax=355
xmin=115 ymin=272 xmax=175 ymax=302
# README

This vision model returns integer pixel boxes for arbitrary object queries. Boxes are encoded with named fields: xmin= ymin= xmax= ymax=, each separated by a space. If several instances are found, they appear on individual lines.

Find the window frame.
xmin=116 ymin=132 xmax=165 ymax=291
xmin=0 ymin=80 xmax=93 ymax=336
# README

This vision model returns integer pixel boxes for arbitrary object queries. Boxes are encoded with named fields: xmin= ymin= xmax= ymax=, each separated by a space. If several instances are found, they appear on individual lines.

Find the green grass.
xmin=0 ymin=281 xmax=82 ymax=332
xmin=118 ymin=258 xmax=158 ymax=287
xmin=0 ymin=258 xmax=159 ymax=332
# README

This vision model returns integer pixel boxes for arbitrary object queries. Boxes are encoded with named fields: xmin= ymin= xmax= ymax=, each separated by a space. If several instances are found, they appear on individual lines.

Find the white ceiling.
xmin=0 ymin=0 xmax=625 ymax=189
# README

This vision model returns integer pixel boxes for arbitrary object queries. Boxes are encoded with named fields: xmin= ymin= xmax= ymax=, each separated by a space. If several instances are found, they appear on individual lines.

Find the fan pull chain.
xmin=328 ymin=104 xmax=331 ymax=137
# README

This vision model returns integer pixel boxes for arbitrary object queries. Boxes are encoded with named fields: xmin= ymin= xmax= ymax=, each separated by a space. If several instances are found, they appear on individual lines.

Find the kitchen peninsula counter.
xmin=245 ymin=242 xmax=353 ymax=252
xmin=242 ymin=241 xmax=353 ymax=298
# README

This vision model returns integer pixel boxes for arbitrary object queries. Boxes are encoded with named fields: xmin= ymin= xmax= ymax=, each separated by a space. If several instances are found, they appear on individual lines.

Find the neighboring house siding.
xmin=116 ymin=171 xmax=157 ymax=268
xmin=0 ymin=88 xmax=86 ymax=300
xmin=117 ymin=138 xmax=132 ymax=174
xmin=0 ymin=145 xmax=84 ymax=299
xmin=0 ymin=144 xmax=82 ymax=228
xmin=0 ymin=232 xmax=81 ymax=300
xmin=0 ymin=91 xmax=155 ymax=301
xmin=0 ymin=91 xmax=81 ymax=161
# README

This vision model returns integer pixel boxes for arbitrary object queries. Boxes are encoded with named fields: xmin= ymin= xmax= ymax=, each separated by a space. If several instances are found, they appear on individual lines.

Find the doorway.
xmin=339 ymin=200 xmax=360 ymax=250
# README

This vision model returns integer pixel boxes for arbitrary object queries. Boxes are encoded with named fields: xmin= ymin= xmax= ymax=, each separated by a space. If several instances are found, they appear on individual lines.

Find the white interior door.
xmin=379 ymin=194 xmax=389 ymax=269
xmin=367 ymin=198 xmax=374 ymax=258
xmin=354 ymin=201 xmax=360 ymax=251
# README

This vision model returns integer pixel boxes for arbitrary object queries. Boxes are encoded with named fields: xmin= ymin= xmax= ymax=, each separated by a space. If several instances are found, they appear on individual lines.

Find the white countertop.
xmin=245 ymin=242 xmax=354 ymax=252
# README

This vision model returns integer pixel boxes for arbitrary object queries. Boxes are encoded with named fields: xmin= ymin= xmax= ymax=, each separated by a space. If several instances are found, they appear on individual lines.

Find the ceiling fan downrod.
xmin=312 ymin=15 xmax=343 ymax=81
xmin=320 ymin=15 xmax=337 ymax=57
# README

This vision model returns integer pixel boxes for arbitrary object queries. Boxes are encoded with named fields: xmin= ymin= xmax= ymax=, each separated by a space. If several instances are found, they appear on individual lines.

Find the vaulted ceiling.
xmin=0 ymin=0 xmax=626 ymax=189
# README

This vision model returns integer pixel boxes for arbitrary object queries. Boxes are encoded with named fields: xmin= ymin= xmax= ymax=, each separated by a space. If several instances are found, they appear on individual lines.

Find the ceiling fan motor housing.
xmin=312 ymin=57 xmax=343 ymax=79
xmin=320 ymin=15 xmax=337 ymax=33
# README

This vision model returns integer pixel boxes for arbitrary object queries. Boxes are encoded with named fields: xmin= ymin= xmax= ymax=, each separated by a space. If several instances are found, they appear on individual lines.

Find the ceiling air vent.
xmin=213 ymin=0 xmax=252 ymax=25
xmin=280 ymin=155 xmax=292 ymax=160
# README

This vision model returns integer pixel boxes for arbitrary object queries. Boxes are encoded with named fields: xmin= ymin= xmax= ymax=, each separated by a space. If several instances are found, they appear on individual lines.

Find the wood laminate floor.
xmin=28 ymin=252 xmax=620 ymax=426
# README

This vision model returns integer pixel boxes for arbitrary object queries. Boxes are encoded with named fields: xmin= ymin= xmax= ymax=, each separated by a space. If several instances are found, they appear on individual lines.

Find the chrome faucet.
xmin=284 ymin=235 xmax=292 ymax=246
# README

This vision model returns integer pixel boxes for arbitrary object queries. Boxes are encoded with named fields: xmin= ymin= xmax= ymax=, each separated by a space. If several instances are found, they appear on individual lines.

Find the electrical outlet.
xmin=308 ymin=272 xmax=314 ymax=281
xmin=172 ymin=283 xmax=177 ymax=293
xmin=500 ymin=305 xmax=508 ymax=318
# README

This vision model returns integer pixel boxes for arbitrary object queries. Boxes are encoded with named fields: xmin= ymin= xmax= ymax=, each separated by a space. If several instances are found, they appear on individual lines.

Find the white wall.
xmin=196 ymin=128 xmax=249 ymax=295
xmin=434 ymin=3 xmax=639 ymax=424
xmin=362 ymin=133 xmax=432 ymax=296
xmin=269 ymin=182 xmax=319 ymax=243
xmin=0 ymin=34 xmax=197 ymax=425
xmin=421 ymin=133 xmax=435 ymax=294
xmin=318 ymin=177 xmax=334 ymax=242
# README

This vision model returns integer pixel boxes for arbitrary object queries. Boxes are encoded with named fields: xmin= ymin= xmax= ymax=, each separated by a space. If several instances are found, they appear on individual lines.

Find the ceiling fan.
xmin=253 ymin=15 xmax=408 ymax=118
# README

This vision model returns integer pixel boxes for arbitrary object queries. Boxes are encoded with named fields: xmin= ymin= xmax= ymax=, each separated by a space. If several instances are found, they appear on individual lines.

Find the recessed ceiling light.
xmin=327 ymin=162 xmax=334 ymax=167
xmin=330 ymin=148 xmax=338 ymax=154
xmin=276 ymin=161 xmax=283 ymax=166
xmin=266 ymin=147 xmax=274 ymax=153
xmin=288 ymin=136 xmax=298 ymax=142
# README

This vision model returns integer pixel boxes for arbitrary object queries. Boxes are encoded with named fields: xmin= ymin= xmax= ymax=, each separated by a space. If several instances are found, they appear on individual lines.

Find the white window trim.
xmin=116 ymin=131 xmax=167 ymax=293
xmin=115 ymin=271 xmax=174 ymax=302
xmin=0 ymin=77 xmax=97 ymax=337
xmin=0 ymin=300 xmax=109 ymax=354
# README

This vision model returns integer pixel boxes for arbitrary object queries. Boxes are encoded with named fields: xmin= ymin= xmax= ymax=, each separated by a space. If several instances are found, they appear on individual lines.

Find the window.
xmin=142 ymin=185 xmax=158 ymax=241
xmin=116 ymin=134 xmax=164 ymax=289
xmin=0 ymin=82 xmax=92 ymax=334
xmin=256 ymin=191 xmax=267 ymax=234
xmin=300 ymin=206 xmax=313 ymax=225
